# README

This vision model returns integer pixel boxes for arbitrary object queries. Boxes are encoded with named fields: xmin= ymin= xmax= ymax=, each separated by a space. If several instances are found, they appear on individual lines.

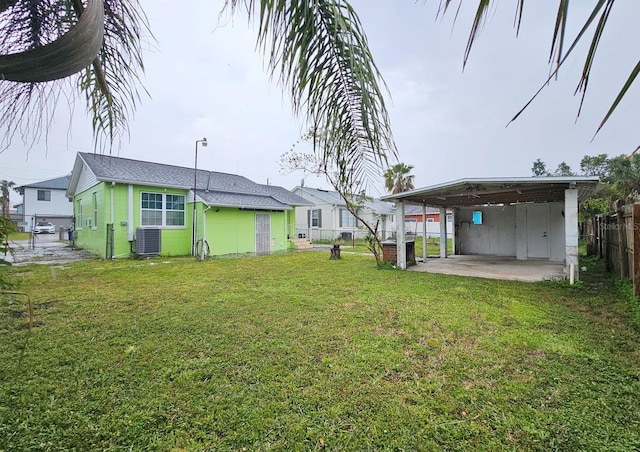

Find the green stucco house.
xmin=66 ymin=153 xmax=311 ymax=259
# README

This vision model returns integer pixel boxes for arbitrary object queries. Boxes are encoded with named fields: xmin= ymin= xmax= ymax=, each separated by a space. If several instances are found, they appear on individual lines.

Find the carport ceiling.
xmin=381 ymin=177 xmax=600 ymax=207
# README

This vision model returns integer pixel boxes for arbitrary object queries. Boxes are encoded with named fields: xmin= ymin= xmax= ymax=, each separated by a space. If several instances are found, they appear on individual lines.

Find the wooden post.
xmin=616 ymin=202 xmax=629 ymax=278
xmin=633 ymin=204 xmax=640 ymax=296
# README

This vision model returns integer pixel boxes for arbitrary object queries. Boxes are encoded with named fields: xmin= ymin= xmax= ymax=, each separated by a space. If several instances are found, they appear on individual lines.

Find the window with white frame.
xmin=426 ymin=218 xmax=434 ymax=223
xmin=76 ymin=200 xmax=83 ymax=229
xmin=37 ymin=189 xmax=51 ymax=201
xmin=446 ymin=215 xmax=453 ymax=222
xmin=141 ymin=192 xmax=185 ymax=227
xmin=309 ymin=209 xmax=322 ymax=228
xmin=165 ymin=194 xmax=185 ymax=226
xmin=339 ymin=208 xmax=357 ymax=228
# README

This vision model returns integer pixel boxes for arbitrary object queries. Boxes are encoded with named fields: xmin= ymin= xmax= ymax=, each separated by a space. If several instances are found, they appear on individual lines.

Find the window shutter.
xmin=318 ymin=210 xmax=322 ymax=228
xmin=339 ymin=209 xmax=343 ymax=228
xmin=307 ymin=209 xmax=310 ymax=227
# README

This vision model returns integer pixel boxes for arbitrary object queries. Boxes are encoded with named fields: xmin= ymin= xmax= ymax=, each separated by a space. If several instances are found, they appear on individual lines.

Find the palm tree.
xmin=0 ymin=0 xmax=396 ymax=188
xmin=0 ymin=180 xmax=15 ymax=217
xmin=0 ymin=0 xmax=149 ymax=150
xmin=384 ymin=163 xmax=415 ymax=194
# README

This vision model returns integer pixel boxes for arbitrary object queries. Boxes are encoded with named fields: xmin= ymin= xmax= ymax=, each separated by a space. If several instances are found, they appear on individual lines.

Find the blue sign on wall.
xmin=472 ymin=211 xmax=483 ymax=225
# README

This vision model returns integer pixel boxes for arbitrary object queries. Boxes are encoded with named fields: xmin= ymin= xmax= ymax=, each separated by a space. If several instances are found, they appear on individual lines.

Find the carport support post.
xmin=439 ymin=207 xmax=448 ymax=258
xmin=396 ymin=202 xmax=406 ymax=269
xmin=565 ymin=188 xmax=579 ymax=281
xmin=422 ymin=205 xmax=427 ymax=262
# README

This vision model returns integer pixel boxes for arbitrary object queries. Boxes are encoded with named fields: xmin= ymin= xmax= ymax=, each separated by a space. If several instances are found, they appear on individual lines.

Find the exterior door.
xmin=255 ymin=213 xmax=271 ymax=255
xmin=526 ymin=204 xmax=549 ymax=258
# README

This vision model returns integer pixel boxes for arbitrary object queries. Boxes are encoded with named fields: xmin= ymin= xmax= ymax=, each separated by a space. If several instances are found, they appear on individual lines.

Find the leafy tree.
xmin=605 ymin=153 xmax=640 ymax=200
xmin=531 ymin=158 xmax=549 ymax=177
xmin=384 ymin=163 xmax=415 ymax=194
xmin=553 ymin=162 xmax=575 ymax=177
xmin=580 ymin=154 xmax=610 ymax=178
xmin=282 ymin=128 xmax=386 ymax=265
xmin=529 ymin=153 xmax=640 ymax=216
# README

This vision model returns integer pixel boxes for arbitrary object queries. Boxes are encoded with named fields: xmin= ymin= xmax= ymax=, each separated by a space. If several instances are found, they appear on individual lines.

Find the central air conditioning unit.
xmin=135 ymin=228 xmax=161 ymax=256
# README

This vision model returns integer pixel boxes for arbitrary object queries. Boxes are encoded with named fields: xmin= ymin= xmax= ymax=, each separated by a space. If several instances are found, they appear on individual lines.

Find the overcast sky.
xmin=1 ymin=0 xmax=638 ymax=205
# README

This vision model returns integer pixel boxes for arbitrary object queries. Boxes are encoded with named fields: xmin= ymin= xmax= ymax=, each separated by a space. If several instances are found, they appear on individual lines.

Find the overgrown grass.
xmin=1 ymin=253 xmax=639 ymax=450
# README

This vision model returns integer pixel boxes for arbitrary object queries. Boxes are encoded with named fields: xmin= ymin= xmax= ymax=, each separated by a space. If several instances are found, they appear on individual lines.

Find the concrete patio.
xmin=408 ymin=255 xmax=567 ymax=282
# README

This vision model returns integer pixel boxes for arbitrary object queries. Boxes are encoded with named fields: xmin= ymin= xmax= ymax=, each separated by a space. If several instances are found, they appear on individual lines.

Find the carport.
xmin=381 ymin=177 xmax=600 ymax=281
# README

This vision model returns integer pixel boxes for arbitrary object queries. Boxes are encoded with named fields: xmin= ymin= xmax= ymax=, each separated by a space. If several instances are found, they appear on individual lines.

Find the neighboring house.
xmin=16 ymin=175 xmax=73 ymax=232
xmin=404 ymin=205 xmax=453 ymax=237
xmin=66 ymin=153 xmax=311 ymax=259
xmin=381 ymin=177 xmax=600 ymax=278
xmin=291 ymin=186 xmax=395 ymax=241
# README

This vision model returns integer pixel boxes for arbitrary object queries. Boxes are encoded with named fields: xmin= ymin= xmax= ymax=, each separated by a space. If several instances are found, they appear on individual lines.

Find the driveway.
xmin=3 ymin=234 xmax=95 ymax=266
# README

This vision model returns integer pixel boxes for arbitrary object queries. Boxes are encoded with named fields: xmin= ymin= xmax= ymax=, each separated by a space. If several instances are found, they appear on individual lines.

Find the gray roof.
xmin=73 ymin=153 xmax=309 ymax=210
xmin=295 ymin=186 xmax=394 ymax=214
xmin=78 ymin=152 xmax=257 ymax=192
xmin=255 ymin=184 xmax=312 ymax=206
xmin=19 ymin=175 xmax=70 ymax=190
xmin=197 ymin=190 xmax=292 ymax=210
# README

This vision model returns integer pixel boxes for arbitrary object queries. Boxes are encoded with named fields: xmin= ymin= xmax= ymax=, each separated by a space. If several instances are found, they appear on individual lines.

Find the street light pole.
xmin=192 ymin=137 xmax=207 ymax=256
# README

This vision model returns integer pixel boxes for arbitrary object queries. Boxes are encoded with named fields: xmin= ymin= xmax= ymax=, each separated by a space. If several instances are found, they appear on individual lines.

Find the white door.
xmin=526 ymin=204 xmax=549 ymax=258
xmin=255 ymin=214 xmax=271 ymax=255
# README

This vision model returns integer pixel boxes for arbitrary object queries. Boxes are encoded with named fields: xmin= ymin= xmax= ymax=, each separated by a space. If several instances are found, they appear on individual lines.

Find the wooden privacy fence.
xmin=588 ymin=203 xmax=640 ymax=296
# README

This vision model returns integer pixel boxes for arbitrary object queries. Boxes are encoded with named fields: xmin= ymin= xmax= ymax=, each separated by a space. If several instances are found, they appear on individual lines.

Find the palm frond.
xmin=0 ymin=0 xmax=151 ymax=151
xmin=548 ymin=0 xmax=569 ymax=72
xmin=439 ymin=1 xmax=635 ymax=144
xmin=595 ymin=59 xmax=640 ymax=138
xmin=504 ymin=1 xmax=609 ymax=125
xmin=574 ymin=0 xmax=613 ymax=119
xmin=513 ymin=0 xmax=524 ymax=36
xmin=225 ymin=0 xmax=396 ymax=191
xmin=462 ymin=0 xmax=490 ymax=69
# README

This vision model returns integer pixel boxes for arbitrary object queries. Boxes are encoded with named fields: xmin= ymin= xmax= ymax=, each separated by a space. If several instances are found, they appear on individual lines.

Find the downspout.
xmin=109 ymin=182 xmax=115 ymax=259
xmin=110 ymin=182 xmax=115 ymax=224
xmin=127 ymin=184 xmax=134 ymax=241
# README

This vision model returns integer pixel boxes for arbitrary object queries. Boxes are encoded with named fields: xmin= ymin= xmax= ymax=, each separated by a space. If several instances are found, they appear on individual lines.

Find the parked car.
xmin=34 ymin=221 xmax=56 ymax=234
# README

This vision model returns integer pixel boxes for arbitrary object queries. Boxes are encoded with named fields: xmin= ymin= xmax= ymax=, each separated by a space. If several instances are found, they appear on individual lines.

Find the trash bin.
xmin=67 ymin=227 xmax=73 ymax=240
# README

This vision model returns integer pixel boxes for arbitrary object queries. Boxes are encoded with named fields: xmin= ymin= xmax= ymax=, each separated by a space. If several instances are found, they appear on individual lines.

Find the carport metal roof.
xmin=380 ymin=177 xmax=600 ymax=207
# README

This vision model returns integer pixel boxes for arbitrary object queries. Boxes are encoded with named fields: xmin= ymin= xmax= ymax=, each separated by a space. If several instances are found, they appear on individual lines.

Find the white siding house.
xmin=291 ymin=186 xmax=396 ymax=241
xmin=16 ymin=176 xmax=73 ymax=232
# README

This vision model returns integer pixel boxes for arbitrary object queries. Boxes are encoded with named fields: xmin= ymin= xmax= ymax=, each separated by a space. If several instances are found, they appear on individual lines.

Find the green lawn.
xmin=1 ymin=253 xmax=639 ymax=450
xmin=329 ymin=237 xmax=453 ymax=256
